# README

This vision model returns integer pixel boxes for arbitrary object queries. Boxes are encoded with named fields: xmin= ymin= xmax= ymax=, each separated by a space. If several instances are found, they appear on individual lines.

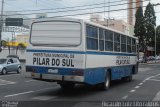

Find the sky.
xmin=1 ymin=0 xmax=160 ymax=40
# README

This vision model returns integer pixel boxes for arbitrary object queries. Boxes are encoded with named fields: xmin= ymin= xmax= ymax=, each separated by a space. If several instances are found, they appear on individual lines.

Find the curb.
xmin=139 ymin=62 xmax=160 ymax=65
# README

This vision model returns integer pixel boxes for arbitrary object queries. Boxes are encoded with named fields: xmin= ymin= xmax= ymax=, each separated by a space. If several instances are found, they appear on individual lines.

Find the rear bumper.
xmin=31 ymin=73 xmax=84 ymax=82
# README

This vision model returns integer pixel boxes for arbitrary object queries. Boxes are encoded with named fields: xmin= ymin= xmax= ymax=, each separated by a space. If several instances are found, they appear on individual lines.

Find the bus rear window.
xmin=30 ymin=21 xmax=81 ymax=46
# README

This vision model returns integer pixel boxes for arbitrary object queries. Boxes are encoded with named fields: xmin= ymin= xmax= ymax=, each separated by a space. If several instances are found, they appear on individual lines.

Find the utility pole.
xmin=153 ymin=3 xmax=160 ymax=62
xmin=155 ymin=26 xmax=156 ymax=62
xmin=107 ymin=0 xmax=110 ymax=27
xmin=104 ymin=0 xmax=105 ymax=19
xmin=0 ymin=0 xmax=4 ymax=52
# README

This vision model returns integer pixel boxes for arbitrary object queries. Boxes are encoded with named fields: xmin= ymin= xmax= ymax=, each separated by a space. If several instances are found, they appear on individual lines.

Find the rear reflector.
xmin=72 ymin=70 xmax=84 ymax=76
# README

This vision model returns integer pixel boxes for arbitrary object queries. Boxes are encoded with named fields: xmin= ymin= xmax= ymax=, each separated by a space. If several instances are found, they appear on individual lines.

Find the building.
xmin=128 ymin=0 xmax=143 ymax=25
xmin=6 ymin=34 xmax=29 ymax=47
xmin=108 ymin=20 xmax=130 ymax=35
xmin=90 ymin=14 xmax=134 ymax=36
xmin=16 ymin=34 xmax=29 ymax=47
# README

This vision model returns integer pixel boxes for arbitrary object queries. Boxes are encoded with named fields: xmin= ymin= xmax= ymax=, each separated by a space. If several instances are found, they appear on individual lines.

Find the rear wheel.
xmin=122 ymin=75 xmax=132 ymax=82
xmin=127 ymin=75 xmax=133 ymax=82
xmin=59 ymin=82 xmax=75 ymax=89
xmin=100 ymin=72 xmax=111 ymax=90
xmin=2 ymin=68 xmax=7 ymax=75
xmin=17 ymin=67 xmax=21 ymax=74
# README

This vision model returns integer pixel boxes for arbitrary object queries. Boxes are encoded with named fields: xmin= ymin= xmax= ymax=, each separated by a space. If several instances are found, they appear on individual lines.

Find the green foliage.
xmin=144 ymin=2 xmax=156 ymax=47
xmin=134 ymin=2 xmax=156 ymax=55
xmin=18 ymin=43 xmax=26 ymax=49
xmin=156 ymin=25 xmax=160 ymax=53
xmin=1 ymin=40 xmax=7 ymax=47
xmin=156 ymin=25 xmax=160 ymax=40
xmin=134 ymin=6 xmax=146 ymax=52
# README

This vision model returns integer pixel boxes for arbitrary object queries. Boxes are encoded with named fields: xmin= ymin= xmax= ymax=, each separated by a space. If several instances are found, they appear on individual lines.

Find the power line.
xmin=29 ymin=0 xmax=54 ymax=9
xmin=1 ymin=8 xmax=160 ymax=27
xmin=3 ymin=0 xmax=130 ymax=12
xmin=4 ymin=2 xmax=25 ymax=11
xmin=1 ymin=3 xmax=159 ymax=22
xmin=38 ymin=0 xmax=58 ymax=8
xmin=3 ymin=0 xmax=146 ymax=16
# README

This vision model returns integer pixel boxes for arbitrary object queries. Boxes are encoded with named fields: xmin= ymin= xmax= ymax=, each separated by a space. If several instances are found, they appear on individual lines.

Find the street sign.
xmin=2 ymin=26 xmax=29 ymax=32
xmin=5 ymin=18 xmax=23 ymax=26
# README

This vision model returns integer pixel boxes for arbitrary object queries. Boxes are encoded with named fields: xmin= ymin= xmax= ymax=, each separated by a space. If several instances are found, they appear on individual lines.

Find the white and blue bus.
xmin=26 ymin=18 xmax=138 ymax=90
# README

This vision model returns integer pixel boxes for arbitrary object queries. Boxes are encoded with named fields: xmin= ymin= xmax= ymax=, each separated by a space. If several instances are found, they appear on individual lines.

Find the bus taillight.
xmin=72 ymin=70 xmax=84 ymax=76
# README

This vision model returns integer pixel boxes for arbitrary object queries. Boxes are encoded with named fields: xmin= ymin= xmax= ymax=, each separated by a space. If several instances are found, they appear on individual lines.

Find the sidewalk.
xmin=139 ymin=60 xmax=160 ymax=65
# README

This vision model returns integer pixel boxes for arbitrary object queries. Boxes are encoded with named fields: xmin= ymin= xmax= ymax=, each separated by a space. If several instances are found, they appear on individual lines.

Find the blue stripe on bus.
xmin=26 ymin=66 xmax=81 ymax=75
xmin=26 ymin=65 xmax=136 ymax=85
xmin=26 ymin=49 xmax=137 ymax=56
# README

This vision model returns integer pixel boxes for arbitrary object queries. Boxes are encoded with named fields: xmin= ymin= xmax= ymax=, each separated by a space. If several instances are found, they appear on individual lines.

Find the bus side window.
xmin=137 ymin=44 xmax=139 ymax=54
xmin=127 ymin=37 xmax=132 ymax=53
xmin=132 ymin=38 xmax=136 ymax=53
xmin=121 ymin=35 xmax=126 ymax=52
xmin=86 ymin=25 xmax=98 ymax=50
xmin=105 ymin=30 xmax=113 ymax=51
xmin=99 ymin=28 xmax=104 ymax=51
xmin=114 ymin=32 xmax=120 ymax=52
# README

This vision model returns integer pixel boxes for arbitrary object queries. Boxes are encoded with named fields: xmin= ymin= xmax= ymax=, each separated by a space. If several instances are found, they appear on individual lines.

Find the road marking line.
xmin=25 ymin=80 xmax=36 ymax=82
xmin=128 ymin=74 xmax=160 ymax=96
xmin=130 ymin=90 xmax=136 ymax=93
xmin=142 ymin=80 xmax=146 ymax=83
xmin=33 ymin=86 xmax=58 ymax=92
xmin=0 ymin=79 xmax=16 ymax=85
xmin=149 ymin=79 xmax=160 ymax=82
xmin=142 ymin=73 xmax=160 ymax=83
xmin=5 ymin=91 xmax=34 ymax=98
xmin=0 ymin=74 xmax=20 ymax=78
xmin=0 ymin=82 xmax=16 ymax=85
xmin=32 ymin=96 xmax=57 ymax=101
xmin=122 ymin=95 xmax=128 ymax=100
xmin=139 ymin=83 xmax=143 ymax=85
xmin=0 ymin=79 xmax=13 ymax=82
xmin=153 ymin=91 xmax=160 ymax=101
xmin=0 ymin=82 xmax=15 ymax=84
xmin=4 ymin=86 xmax=58 ymax=98
xmin=135 ymin=86 xmax=140 ymax=89
xmin=149 ymin=74 xmax=160 ymax=79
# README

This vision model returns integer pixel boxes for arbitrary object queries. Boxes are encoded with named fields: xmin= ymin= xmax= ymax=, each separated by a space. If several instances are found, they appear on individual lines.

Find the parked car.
xmin=147 ymin=56 xmax=155 ymax=61
xmin=7 ymin=55 xmax=19 ymax=59
xmin=0 ymin=58 xmax=21 ymax=75
xmin=155 ymin=56 xmax=160 ymax=60
xmin=138 ymin=57 xmax=145 ymax=63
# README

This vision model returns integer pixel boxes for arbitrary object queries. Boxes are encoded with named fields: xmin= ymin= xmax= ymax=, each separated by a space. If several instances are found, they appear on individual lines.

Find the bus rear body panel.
xmin=26 ymin=18 xmax=86 ymax=83
xmin=26 ymin=49 xmax=86 ymax=83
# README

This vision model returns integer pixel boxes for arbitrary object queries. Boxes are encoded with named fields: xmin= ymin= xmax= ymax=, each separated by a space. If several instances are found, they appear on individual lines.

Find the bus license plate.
xmin=48 ymin=69 xmax=58 ymax=74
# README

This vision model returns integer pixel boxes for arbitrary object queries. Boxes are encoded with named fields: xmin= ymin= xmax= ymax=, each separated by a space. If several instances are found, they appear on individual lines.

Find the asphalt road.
xmin=0 ymin=63 xmax=160 ymax=107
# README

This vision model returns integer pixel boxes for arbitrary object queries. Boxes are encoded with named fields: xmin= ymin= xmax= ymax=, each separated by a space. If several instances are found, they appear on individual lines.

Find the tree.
xmin=144 ymin=2 xmax=156 ymax=47
xmin=156 ymin=25 xmax=160 ymax=54
xmin=134 ymin=6 xmax=146 ymax=52
xmin=156 ymin=26 xmax=160 ymax=40
xmin=18 ymin=43 xmax=26 ymax=50
xmin=1 ymin=40 xmax=7 ymax=48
